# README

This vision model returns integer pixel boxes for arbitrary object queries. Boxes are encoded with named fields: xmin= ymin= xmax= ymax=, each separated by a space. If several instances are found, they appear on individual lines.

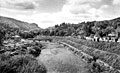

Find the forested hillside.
xmin=0 ymin=16 xmax=120 ymax=73
xmin=1 ymin=16 xmax=120 ymax=38
xmin=0 ymin=16 xmax=40 ymax=31
xmin=44 ymin=17 xmax=120 ymax=37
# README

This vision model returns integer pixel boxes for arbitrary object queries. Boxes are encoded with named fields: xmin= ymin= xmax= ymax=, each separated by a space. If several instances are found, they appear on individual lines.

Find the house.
xmin=11 ymin=35 xmax=21 ymax=42
xmin=102 ymin=37 xmax=108 ymax=41
xmin=11 ymin=35 xmax=20 ymax=39
xmin=21 ymin=39 xmax=26 ymax=43
xmin=108 ymin=33 xmax=116 ymax=37
xmin=108 ymin=33 xmax=116 ymax=38
xmin=94 ymin=34 xmax=101 ymax=42
xmin=99 ymin=38 xmax=104 ymax=41
xmin=107 ymin=32 xmax=117 ymax=42
xmin=85 ymin=36 xmax=94 ymax=41
xmin=117 ymin=38 xmax=120 ymax=42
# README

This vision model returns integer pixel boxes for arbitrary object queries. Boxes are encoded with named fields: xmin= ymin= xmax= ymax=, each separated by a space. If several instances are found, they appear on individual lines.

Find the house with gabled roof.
xmin=11 ymin=35 xmax=21 ymax=42
xmin=107 ymin=32 xmax=117 ymax=42
xmin=117 ymin=38 xmax=120 ymax=42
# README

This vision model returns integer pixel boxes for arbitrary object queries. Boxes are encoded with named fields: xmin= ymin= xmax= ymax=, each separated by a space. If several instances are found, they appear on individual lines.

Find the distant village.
xmin=80 ymin=32 xmax=120 ymax=42
xmin=3 ymin=30 xmax=120 ymax=48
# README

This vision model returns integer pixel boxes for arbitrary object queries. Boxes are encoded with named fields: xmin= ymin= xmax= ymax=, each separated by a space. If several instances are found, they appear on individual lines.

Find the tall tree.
xmin=0 ymin=27 xmax=5 ymax=45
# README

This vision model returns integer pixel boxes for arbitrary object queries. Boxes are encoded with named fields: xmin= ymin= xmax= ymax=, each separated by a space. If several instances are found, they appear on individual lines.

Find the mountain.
xmin=0 ymin=16 xmax=40 ymax=31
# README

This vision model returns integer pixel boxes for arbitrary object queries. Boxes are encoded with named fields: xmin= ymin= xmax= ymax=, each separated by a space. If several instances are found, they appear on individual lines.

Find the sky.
xmin=0 ymin=0 xmax=120 ymax=28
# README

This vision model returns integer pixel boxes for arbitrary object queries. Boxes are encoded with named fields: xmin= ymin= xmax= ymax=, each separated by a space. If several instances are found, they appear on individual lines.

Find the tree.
xmin=81 ymin=23 xmax=92 ymax=36
xmin=0 ymin=26 xmax=5 ymax=46
xmin=102 ymin=27 xmax=115 ymax=36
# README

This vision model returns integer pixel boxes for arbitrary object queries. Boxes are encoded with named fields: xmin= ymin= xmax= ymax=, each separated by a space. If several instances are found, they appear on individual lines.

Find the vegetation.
xmin=1 ymin=16 xmax=120 ymax=38
xmin=31 ymin=17 xmax=120 ymax=37
xmin=0 ymin=34 xmax=47 ymax=73
xmin=0 ymin=27 xmax=5 ymax=46
xmin=0 ymin=23 xmax=20 ymax=45
xmin=0 ymin=54 xmax=47 ymax=73
xmin=66 ymin=37 xmax=120 ymax=55
xmin=0 ymin=23 xmax=46 ymax=73
xmin=0 ymin=16 xmax=40 ymax=31
xmin=0 ymin=16 xmax=120 ymax=73
xmin=60 ymin=38 xmax=120 ymax=71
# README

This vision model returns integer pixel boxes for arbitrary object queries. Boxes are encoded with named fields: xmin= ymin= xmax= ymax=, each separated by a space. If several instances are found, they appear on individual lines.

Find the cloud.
xmin=67 ymin=0 xmax=101 ymax=4
xmin=35 ymin=0 xmax=66 ymax=13
xmin=99 ymin=5 xmax=120 ymax=19
xmin=63 ymin=4 xmax=91 ymax=14
xmin=62 ymin=0 xmax=103 ymax=20
xmin=113 ymin=0 xmax=120 ymax=5
xmin=0 ymin=0 xmax=104 ymax=28
xmin=63 ymin=0 xmax=120 ymax=21
xmin=0 ymin=0 xmax=66 ymax=12
xmin=0 ymin=0 xmax=37 ymax=10
xmin=62 ymin=0 xmax=103 ymax=15
xmin=0 ymin=0 xmax=120 ymax=28
xmin=14 ymin=2 xmax=36 ymax=9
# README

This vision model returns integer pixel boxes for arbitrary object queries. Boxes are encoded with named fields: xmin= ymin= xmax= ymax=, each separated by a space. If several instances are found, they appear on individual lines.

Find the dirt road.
xmin=37 ymin=42 xmax=90 ymax=73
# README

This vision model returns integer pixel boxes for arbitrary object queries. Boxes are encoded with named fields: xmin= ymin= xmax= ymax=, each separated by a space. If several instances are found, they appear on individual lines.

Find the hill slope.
xmin=45 ymin=17 xmax=120 ymax=36
xmin=0 ymin=16 xmax=40 ymax=31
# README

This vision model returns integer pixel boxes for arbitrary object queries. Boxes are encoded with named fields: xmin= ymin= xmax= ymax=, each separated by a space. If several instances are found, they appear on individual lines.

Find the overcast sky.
xmin=0 ymin=0 xmax=120 ymax=28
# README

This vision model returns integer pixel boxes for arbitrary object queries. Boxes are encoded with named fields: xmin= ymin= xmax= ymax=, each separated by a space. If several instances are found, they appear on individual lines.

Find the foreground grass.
xmin=0 ymin=54 xmax=47 ymax=73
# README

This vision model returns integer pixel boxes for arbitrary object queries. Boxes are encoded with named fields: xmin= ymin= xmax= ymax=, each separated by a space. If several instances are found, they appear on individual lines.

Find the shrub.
xmin=29 ymin=46 xmax=41 ymax=57
xmin=0 ymin=55 xmax=47 ymax=73
xmin=0 ymin=53 xmax=11 ymax=61
xmin=112 ymin=58 xmax=120 ymax=70
xmin=89 ymin=62 xmax=103 ymax=73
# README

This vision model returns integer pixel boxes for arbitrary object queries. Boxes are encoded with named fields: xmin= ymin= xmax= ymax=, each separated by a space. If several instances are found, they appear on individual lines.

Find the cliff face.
xmin=0 ymin=16 xmax=40 ymax=31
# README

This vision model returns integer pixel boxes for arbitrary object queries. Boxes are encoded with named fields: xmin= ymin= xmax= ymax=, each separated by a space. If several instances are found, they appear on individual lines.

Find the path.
xmin=36 ymin=42 xmax=90 ymax=73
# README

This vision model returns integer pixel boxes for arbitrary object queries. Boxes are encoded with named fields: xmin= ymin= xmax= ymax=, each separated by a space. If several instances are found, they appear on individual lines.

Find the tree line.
xmin=0 ymin=17 xmax=120 ymax=45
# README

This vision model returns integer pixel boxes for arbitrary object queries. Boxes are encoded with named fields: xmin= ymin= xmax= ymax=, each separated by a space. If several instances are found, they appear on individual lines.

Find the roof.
xmin=12 ymin=35 xmax=20 ymax=38
xmin=108 ymin=33 xmax=116 ymax=36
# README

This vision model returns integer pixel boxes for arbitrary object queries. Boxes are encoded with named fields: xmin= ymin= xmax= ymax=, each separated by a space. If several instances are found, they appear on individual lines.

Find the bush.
xmin=0 ymin=53 xmax=11 ymax=61
xmin=29 ymin=46 xmax=41 ymax=57
xmin=0 ymin=55 xmax=47 ymax=73
xmin=89 ymin=61 xmax=104 ymax=73
xmin=112 ymin=58 xmax=120 ymax=70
